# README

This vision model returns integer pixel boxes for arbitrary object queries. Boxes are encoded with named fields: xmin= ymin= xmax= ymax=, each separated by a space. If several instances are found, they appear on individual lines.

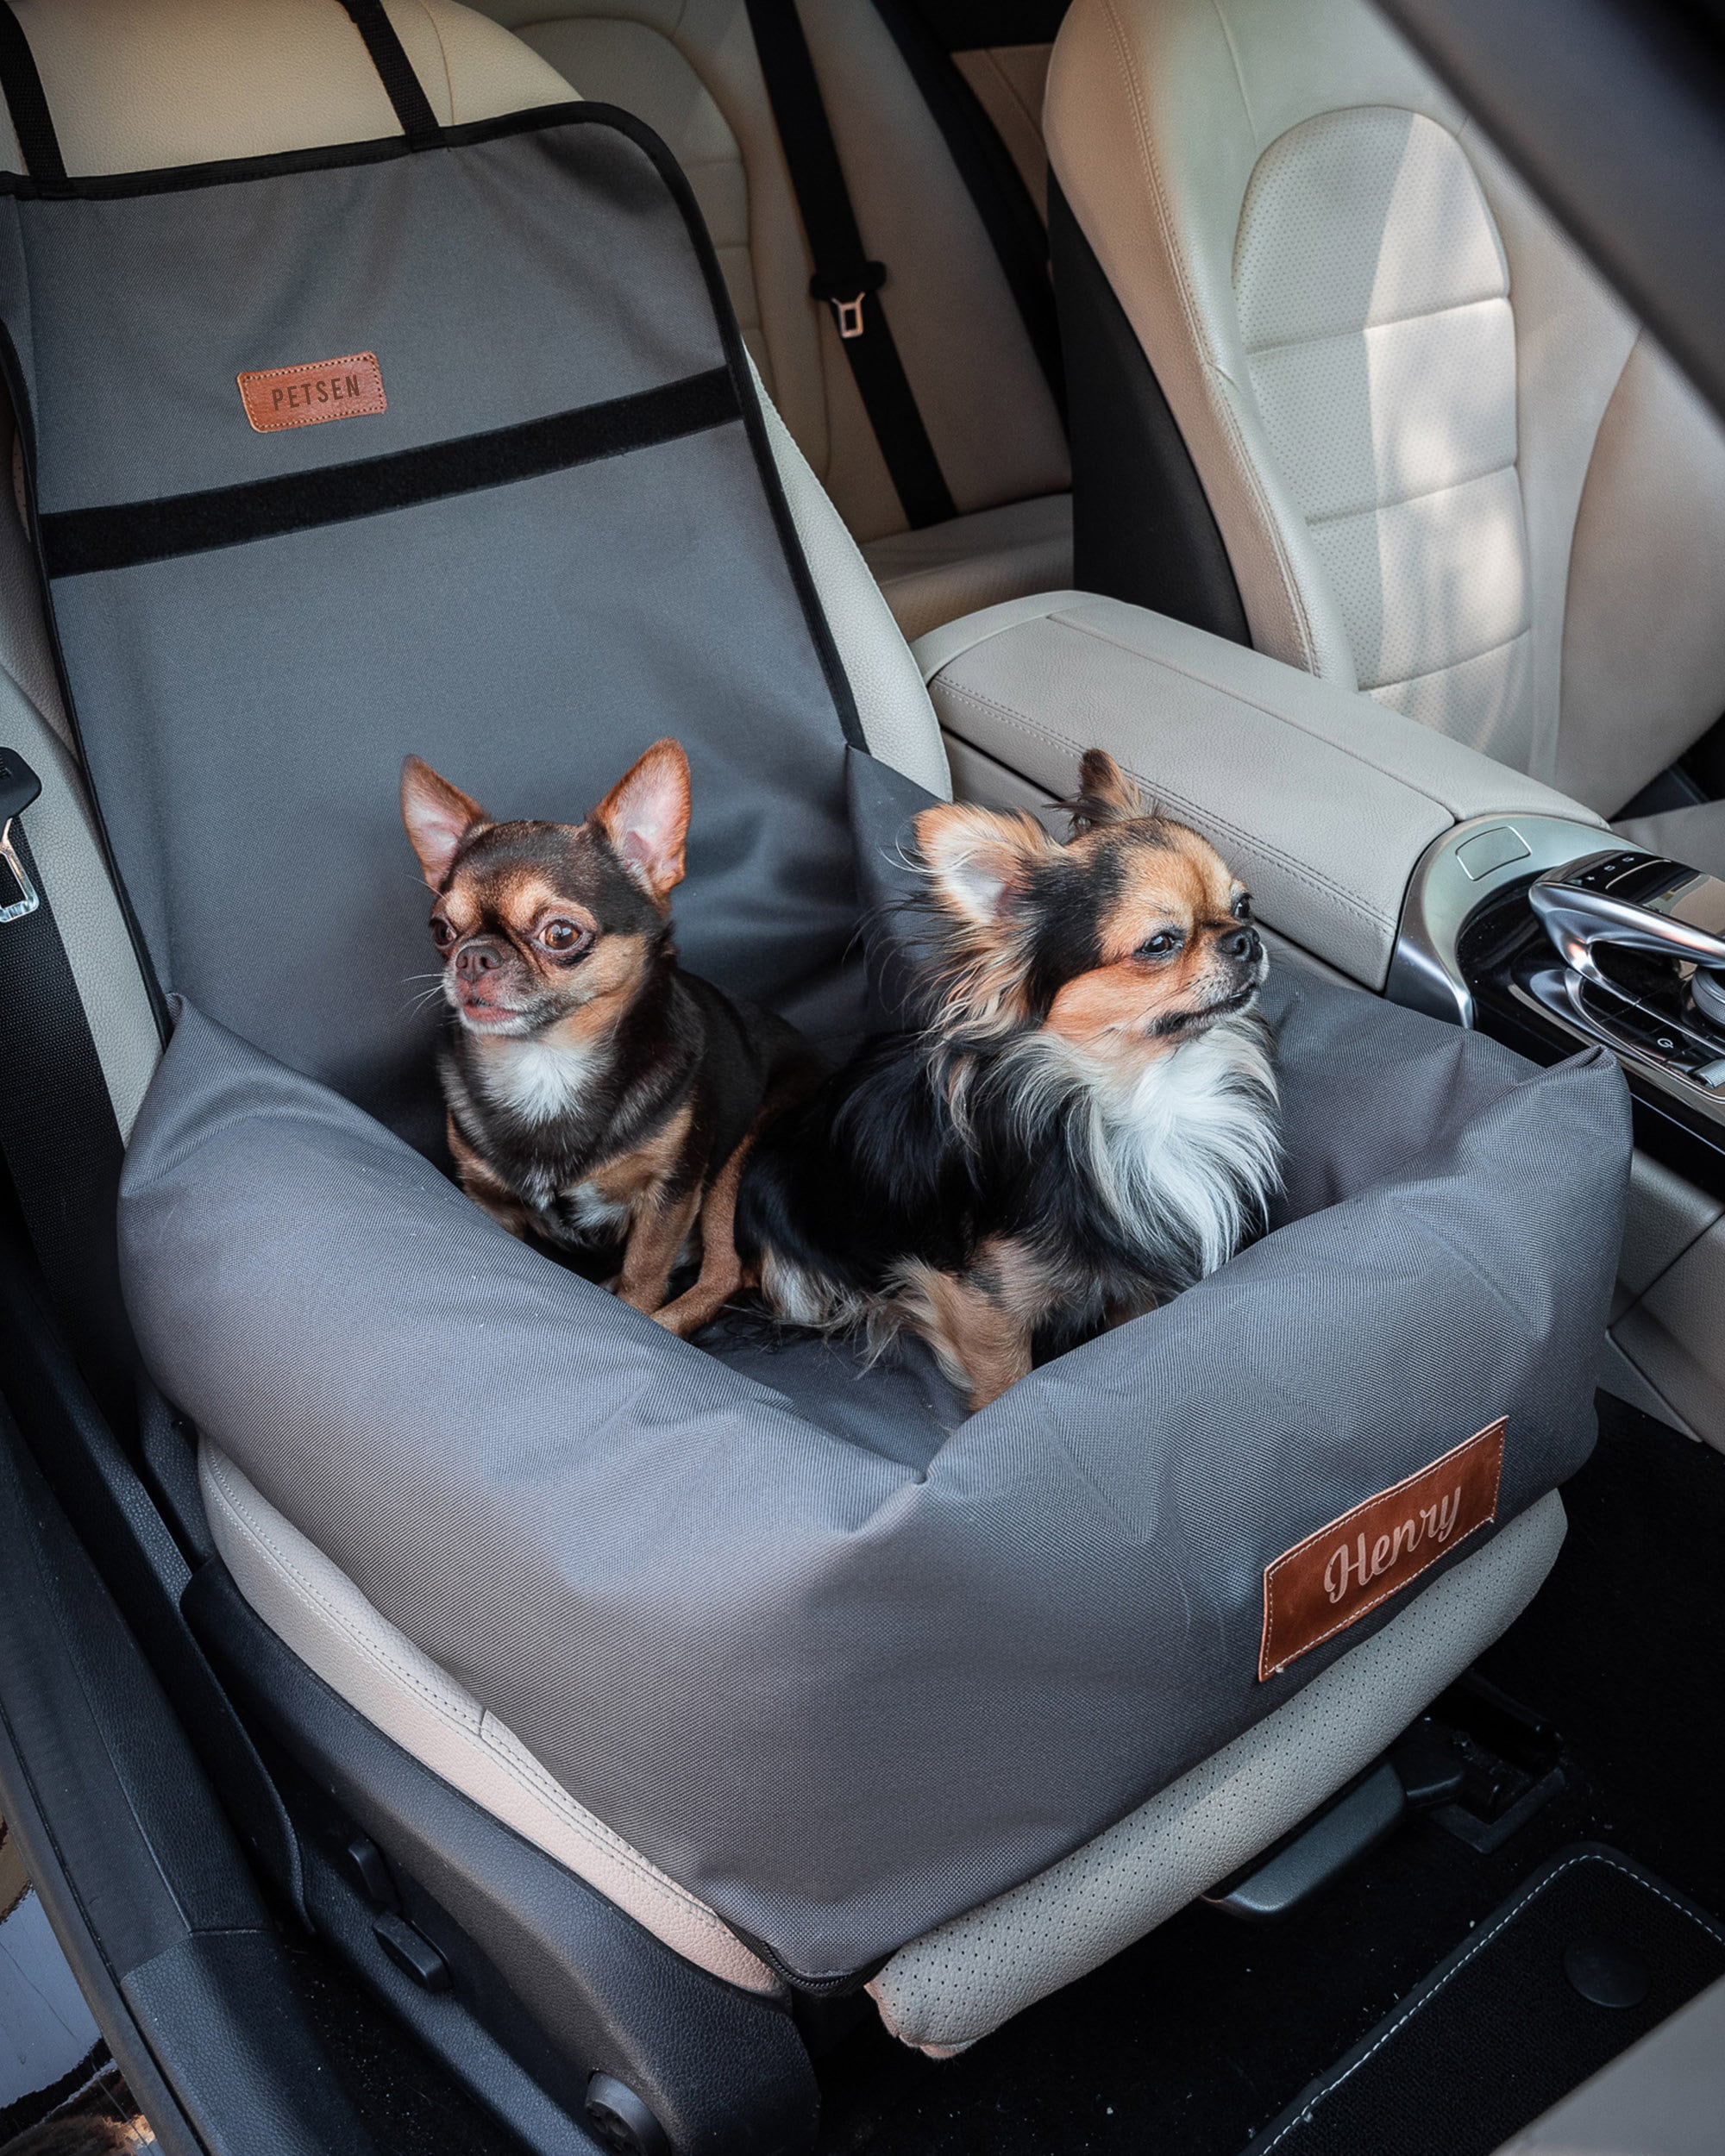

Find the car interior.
xmin=0 ymin=3 xmax=1722 ymax=2155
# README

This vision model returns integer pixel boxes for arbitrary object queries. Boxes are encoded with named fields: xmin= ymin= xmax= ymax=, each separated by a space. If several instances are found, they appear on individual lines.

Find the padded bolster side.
xmin=870 ymin=1490 xmax=1565 ymax=2053
xmin=198 ymin=1441 xmax=781 ymax=1997
xmin=915 ymin=594 xmax=1604 ymax=989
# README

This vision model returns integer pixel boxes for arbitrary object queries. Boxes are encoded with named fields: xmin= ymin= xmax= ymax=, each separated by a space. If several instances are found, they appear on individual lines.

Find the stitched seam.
xmin=207 ymin=1456 xmax=481 ymax=1723
xmin=935 ymin=676 xmax=1389 ymax=929
xmin=1258 ymin=1852 xmax=1725 ymax=2153
xmin=1305 ymin=461 xmax=1518 ymax=530
xmin=1270 ymin=1426 xmax=1502 ymax=1561
xmin=1260 ymin=1426 xmax=1503 ymax=1677
xmin=475 ymin=1721 xmax=742 ymax=1938
xmin=405 ymin=0 xmax=456 ymax=126
xmin=1262 ymin=1512 xmax=1491 ymax=1675
xmin=1208 ymin=0 xmax=1258 ymax=146
xmin=1243 ymin=290 xmax=1507 ymax=362
xmin=1095 ymin=0 xmax=1320 ymax=671
xmin=238 ymin=353 xmax=385 ymax=434
xmin=1047 ymin=607 xmax=1554 ymax=828
xmin=205 ymin=1457 xmax=749 ymax=1951
xmin=1366 ymin=627 xmax=1530 ymax=699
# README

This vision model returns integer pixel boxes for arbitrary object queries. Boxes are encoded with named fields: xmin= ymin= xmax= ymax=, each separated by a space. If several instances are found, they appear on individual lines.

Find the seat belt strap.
xmin=867 ymin=0 xmax=1065 ymax=421
xmin=0 ymin=751 xmax=135 ymax=1424
xmin=0 ymin=3 xmax=66 ymax=185
xmin=0 ymin=3 xmax=439 ymax=176
xmin=336 ymin=0 xmax=442 ymax=146
xmin=743 ymin=0 xmax=957 ymax=531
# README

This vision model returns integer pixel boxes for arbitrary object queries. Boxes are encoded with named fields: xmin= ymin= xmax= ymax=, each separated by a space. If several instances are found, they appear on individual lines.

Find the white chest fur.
xmin=477 ymin=1035 xmax=604 ymax=1126
xmin=1095 ymin=1018 xmax=1281 ymax=1274
xmin=1013 ymin=1015 xmax=1280 ymax=1279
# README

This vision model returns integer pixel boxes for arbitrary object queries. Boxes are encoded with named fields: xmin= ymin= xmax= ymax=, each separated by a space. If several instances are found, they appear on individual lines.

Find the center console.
xmin=1397 ymin=830 xmax=1725 ymax=1199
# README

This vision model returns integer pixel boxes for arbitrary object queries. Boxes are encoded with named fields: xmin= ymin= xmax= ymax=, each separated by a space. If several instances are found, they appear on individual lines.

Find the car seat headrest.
xmin=0 ymin=0 xmax=572 ymax=179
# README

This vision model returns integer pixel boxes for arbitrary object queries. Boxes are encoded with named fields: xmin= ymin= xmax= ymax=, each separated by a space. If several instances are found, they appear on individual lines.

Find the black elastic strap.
xmin=41 ymin=367 xmax=742 ymax=580
xmin=0 ymin=800 xmax=135 ymax=1428
xmin=338 ymin=0 xmax=441 ymax=145
xmin=869 ymin=0 xmax=1065 ymax=419
xmin=0 ymin=3 xmax=66 ymax=185
xmin=743 ymin=0 xmax=957 ymax=530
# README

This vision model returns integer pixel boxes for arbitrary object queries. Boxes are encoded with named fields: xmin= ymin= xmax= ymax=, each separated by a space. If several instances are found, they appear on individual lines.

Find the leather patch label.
xmin=1259 ymin=1420 xmax=1506 ymax=1681
xmin=237 ymin=352 xmax=386 ymax=434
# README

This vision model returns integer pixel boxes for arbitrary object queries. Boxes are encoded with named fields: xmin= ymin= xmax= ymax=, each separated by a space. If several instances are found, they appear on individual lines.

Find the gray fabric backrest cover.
xmin=0 ymin=86 xmax=884 ymax=1151
xmin=121 ymin=969 xmax=1630 ymax=1979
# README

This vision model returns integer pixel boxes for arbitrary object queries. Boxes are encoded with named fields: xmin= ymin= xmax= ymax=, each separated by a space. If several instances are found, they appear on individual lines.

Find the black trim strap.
xmin=0 ymin=3 xmax=66 ymax=186
xmin=0 ymin=758 xmax=135 ymax=1427
xmin=337 ymin=0 xmax=441 ymax=145
xmin=743 ymin=0 xmax=957 ymax=531
xmin=41 ymin=367 xmax=742 ymax=580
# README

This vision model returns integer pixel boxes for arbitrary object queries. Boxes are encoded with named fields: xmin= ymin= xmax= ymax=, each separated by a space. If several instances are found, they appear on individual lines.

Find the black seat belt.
xmin=867 ymin=0 xmax=1066 ymax=420
xmin=337 ymin=0 xmax=442 ymax=145
xmin=0 ymin=750 xmax=135 ymax=1427
xmin=0 ymin=0 xmax=65 ymax=185
xmin=743 ymin=0 xmax=957 ymax=530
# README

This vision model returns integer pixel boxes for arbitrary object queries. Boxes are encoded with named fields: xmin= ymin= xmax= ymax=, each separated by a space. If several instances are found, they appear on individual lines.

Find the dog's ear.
xmin=401 ymin=755 xmax=487 ymax=890
xmin=1067 ymin=748 xmax=1150 ymax=834
xmin=593 ymin=737 xmax=692 ymax=902
xmin=913 ymin=802 xmax=1055 ymax=928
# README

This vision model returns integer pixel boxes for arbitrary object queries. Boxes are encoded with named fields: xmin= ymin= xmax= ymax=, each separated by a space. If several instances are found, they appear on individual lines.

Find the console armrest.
xmin=914 ymin=593 xmax=1608 ymax=990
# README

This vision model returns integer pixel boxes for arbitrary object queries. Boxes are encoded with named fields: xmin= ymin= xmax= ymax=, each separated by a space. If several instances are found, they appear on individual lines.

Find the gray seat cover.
xmin=0 ymin=99 xmax=878 ymax=1152
xmin=118 ymin=968 xmax=1629 ymax=1979
xmin=0 ymin=28 xmax=1631 ymax=1987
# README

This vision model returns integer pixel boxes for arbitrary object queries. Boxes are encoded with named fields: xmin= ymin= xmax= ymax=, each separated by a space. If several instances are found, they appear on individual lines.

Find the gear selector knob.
xmin=1529 ymin=851 xmax=1725 ymax=988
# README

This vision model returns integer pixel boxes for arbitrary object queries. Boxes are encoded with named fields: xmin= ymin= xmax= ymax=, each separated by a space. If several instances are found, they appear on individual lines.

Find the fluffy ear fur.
xmin=401 ymin=755 xmax=487 ymax=890
xmin=593 ymin=737 xmax=692 ymax=902
xmin=1067 ymin=748 xmax=1150 ymax=835
xmin=913 ymin=802 xmax=1057 ymax=926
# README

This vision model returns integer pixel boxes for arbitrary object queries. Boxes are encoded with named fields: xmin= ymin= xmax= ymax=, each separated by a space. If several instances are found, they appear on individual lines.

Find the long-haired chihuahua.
xmin=737 ymin=750 xmax=1281 ymax=1410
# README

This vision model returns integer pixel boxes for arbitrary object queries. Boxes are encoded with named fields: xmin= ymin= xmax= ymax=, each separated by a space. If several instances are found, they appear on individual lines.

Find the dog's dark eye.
xmin=1232 ymin=892 xmax=1252 ymax=921
xmin=430 ymin=916 xmax=456 ymax=950
xmin=1138 ymin=929 xmax=1183 ymax=959
xmin=539 ymin=918 xmax=591 ymax=953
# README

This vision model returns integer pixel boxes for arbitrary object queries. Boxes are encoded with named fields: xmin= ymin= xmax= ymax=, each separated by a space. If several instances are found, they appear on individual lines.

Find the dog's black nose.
xmin=1220 ymin=926 xmax=1259 ymax=963
xmin=455 ymin=938 xmax=505 ymax=980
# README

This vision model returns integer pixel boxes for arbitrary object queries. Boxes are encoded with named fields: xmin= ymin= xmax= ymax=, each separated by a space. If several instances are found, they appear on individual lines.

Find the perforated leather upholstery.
xmin=1045 ymin=0 xmax=1725 ymax=828
xmin=467 ymin=0 xmax=1073 ymax=635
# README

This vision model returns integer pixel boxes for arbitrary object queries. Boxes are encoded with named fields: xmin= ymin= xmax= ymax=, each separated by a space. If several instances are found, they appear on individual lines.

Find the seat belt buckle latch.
xmin=810 ymin=260 xmax=887 ymax=342
xmin=0 ymin=747 xmax=42 ymax=925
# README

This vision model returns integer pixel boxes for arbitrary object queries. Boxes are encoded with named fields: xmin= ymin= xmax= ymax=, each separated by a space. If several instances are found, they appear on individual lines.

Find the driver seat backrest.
xmin=1045 ymin=0 xmax=1725 ymax=867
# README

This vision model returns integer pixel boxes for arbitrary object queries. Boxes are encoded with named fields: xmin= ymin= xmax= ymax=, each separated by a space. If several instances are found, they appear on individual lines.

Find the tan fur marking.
xmin=653 ymin=1136 xmax=754 ymax=1338
xmin=616 ymin=1184 xmax=705 ymax=1316
xmin=446 ymin=1114 xmax=531 ymax=1239
xmin=1047 ymin=826 xmax=1251 ymax=1050
xmin=594 ymin=1098 xmax=697 ymax=1212
xmin=894 ymin=1237 xmax=1050 ymax=1412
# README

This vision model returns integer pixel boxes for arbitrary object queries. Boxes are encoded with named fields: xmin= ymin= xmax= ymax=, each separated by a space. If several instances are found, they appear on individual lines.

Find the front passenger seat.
xmin=1045 ymin=0 xmax=1725 ymax=872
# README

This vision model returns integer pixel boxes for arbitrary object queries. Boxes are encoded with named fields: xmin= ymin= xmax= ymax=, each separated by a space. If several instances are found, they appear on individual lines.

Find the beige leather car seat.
xmin=0 ymin=0 xmax=1565 ymax=2065
xmin=468 ymin=0 xmax=1074 ymax=641
xmin=1045 ymin=0 xmax=1725 ymax=873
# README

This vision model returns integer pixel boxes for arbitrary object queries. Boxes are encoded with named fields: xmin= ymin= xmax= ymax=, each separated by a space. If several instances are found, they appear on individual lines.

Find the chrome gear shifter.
xmin=1527 ymin=849 xmax=1725 ymax=1087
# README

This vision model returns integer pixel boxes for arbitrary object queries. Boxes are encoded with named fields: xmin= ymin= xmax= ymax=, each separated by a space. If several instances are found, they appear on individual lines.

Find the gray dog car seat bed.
xmin=0 ymin=0 xmax=1628 ymax=2041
